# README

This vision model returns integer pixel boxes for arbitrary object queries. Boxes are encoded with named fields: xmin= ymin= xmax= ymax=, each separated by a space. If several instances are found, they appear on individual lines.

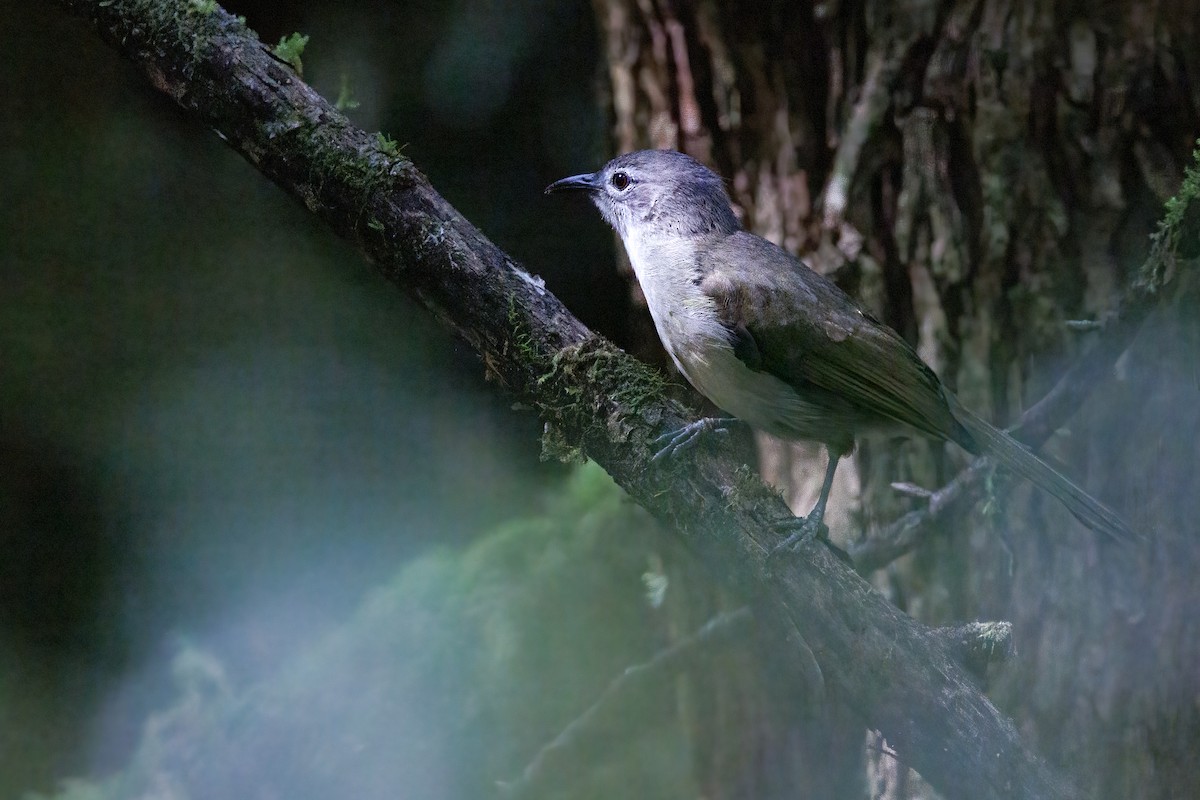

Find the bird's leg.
xmin=770 ymin=449 xmax=845 ymax=560
xmin=651 ymin=416 xmax=741 ymax=462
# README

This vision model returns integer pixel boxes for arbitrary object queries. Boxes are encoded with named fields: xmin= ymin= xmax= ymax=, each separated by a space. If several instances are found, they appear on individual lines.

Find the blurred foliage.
xmin=1147 ymin=140 xmax=1200 ymax=273
xmin=272 ymin=32 xmax=310 ymax=74
xmin=25 ymin=464 xmax=693 ymax=800
xmin=0 ymin=0 xmax=621 ymax=796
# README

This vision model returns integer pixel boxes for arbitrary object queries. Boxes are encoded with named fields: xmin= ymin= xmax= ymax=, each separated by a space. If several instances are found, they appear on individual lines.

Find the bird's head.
xmin=546 ymin=150 xmax=740 ymax=242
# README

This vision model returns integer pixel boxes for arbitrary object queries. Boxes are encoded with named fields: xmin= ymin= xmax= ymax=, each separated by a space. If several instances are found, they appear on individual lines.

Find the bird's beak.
xmin=544 ymin=172 xmax=601 ymax=195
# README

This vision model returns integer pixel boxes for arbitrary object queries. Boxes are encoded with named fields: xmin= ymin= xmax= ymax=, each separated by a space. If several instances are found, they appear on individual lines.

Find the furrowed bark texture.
xmin=56 ymin=1 xmax=1083 ymax=798
xmin=592 ymin=0 xmax=1199 ymax=797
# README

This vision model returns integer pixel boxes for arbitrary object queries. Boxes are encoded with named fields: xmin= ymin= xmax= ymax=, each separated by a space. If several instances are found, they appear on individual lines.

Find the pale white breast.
xmin=622 ymin=233 xmax=823 ymax=440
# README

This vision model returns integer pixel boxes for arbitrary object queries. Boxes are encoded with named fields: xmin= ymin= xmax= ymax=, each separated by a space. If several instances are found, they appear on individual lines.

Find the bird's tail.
xmin=948 ymin=399 xmax=1140 ymax=545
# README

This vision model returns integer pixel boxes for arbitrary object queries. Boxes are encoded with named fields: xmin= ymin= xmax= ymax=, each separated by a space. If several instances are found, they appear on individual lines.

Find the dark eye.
xmin=610 ymin=171 xmax=631 ymax=191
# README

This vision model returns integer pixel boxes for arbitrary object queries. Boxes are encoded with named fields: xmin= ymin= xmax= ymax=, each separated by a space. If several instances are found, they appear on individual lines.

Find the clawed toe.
xmin=651 ymin=417 xmax=736 ymax=462
xmin=769 ymin=516 xmax=827 ymax=558
xmin=767 ymin=515 xmax=853 ymax=568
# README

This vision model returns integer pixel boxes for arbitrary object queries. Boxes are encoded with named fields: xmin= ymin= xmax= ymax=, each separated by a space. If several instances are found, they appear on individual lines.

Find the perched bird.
xmin=546 ymin=149 xmax=1136 ymax=546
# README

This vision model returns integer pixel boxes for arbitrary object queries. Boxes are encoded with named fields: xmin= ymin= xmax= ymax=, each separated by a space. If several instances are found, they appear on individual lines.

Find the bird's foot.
xmin=651 ymin=416 xmax=738 ymax=462
xmin=771 ymin=514 xmax=828 ymax=555
xmin=767 ymin=515 xmax=853 ymax=569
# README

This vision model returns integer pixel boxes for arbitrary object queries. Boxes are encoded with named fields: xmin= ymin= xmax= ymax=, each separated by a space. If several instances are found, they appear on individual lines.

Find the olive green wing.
xmin=700 ymin=232 xmax=974 ymax=449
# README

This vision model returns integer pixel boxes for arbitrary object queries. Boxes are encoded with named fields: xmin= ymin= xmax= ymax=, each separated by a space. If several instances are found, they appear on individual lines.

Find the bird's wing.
xmin=699 ymin=231 xmax=973 ymax=447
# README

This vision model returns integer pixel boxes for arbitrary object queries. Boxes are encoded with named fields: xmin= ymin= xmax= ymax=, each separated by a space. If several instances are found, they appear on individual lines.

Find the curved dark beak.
xmin=545 ymin=172 xmax=601 ymax=195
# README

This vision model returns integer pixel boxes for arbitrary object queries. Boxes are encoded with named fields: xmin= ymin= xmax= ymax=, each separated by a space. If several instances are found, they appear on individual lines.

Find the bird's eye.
xmin=610 ymin=171 xmax=631 ymax=191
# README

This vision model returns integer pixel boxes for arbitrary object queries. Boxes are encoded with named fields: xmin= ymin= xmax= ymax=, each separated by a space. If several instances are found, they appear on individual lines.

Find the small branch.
xmin=499 ymin=608 xmax=753 ymax=799
xmin=852 ymin=459 xmax=991 ymax=573
xmin=890 ymin=481 xmax=935 ymax=499
xmin=851 ymin=253 xmax=1176 ymax=573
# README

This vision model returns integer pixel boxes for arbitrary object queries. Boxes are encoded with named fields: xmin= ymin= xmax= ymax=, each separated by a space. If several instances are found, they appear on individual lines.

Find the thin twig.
xmin=851 ymin=244 xmax=1185 ymax=575
xmin=499 ymin=607 xmax=753 ymax=799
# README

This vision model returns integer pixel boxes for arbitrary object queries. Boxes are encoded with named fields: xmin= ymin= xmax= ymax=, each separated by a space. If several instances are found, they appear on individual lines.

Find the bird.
xmin=546 ymin=148 xmax=1138 ymax=547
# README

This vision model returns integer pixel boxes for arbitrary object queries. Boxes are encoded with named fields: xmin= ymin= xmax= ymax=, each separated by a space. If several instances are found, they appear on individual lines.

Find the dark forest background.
xmin=0 ymin=1 xmax=631 ymax=795
xmin=2 ymin=2 xmax=1198 ymax=799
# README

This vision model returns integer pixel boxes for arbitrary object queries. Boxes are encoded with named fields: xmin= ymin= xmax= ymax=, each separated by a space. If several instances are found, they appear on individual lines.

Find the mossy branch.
xmin=54 ymin=2 xmax=1083 ymax=798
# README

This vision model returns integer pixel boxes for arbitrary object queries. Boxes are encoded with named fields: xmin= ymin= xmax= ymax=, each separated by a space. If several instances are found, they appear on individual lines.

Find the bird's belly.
xmin=665 ymin=332 xmax=841 ymax=443
xmin=636 ymin=264 xmax=858 ymax=445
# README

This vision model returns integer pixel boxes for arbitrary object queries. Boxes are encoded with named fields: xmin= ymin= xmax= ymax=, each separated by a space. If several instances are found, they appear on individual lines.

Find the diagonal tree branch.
xmin=505 ymin=608 xmax=1014 ymax=798
xmin=55 ymin=2 xmax=1083 ymax=798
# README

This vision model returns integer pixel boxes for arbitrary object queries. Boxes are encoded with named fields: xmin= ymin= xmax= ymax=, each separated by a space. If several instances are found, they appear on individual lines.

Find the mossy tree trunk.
xmin=590 ymin=0 xmax=1200 ymax=796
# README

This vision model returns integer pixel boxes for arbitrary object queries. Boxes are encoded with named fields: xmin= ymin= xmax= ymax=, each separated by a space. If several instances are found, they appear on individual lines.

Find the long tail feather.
xmin=949 ymin=400 xmax=1140 ymax=545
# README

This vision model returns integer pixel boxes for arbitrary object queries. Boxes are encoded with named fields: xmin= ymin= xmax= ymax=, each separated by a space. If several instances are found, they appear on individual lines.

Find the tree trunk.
xmin=590 ymin=0 xmax=1200 ymax=796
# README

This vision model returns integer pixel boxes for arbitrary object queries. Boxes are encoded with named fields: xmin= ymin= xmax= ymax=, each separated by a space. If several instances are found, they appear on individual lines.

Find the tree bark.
xmin=45 ymin=1 xmax=1156 ymax=797
xmin=589 ymin=0 xmax=1199 ymax=798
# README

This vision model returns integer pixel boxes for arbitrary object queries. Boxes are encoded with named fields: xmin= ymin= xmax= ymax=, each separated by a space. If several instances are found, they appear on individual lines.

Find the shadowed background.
xmin=0 ymin=2 xmax=651 ymax=795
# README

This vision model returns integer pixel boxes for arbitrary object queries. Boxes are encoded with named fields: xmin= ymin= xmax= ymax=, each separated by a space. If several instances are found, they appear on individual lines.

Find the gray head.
xmin=546 ymin=150 xmax=740 ymax=241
